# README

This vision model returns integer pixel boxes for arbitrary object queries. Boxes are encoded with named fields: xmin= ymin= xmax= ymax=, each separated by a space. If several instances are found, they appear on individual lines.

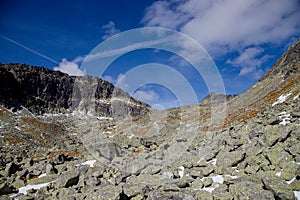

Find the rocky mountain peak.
xmin=0 ymin=63 xmax=150 ymax=116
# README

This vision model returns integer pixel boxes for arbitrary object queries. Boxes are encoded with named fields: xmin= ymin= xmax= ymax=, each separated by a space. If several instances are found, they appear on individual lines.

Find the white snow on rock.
xmin=211 ymin=175 xmax=224 ymax=184
xmin=275 ymin=171 xmax=282 ymax=177
xmin=272 ymin=93 xmax=292 ymax=107
xmin=294 ymin=93 xmax=299 ymax=100
xmin=14 ymin=126 xmax=21 ymax=131
xmin=18 ymin=182 xmax=50 ymax=195
xmin=97 ymin=116 xmax=113 ymax=121
xmin=279 ymin=112 xmax=291 ymax=125
xmin=208 ymin=159 xmax=217 ymax=166
xmin=77 ymin=160 xmax=96 ymax=168
xmin=202 ymin=187 xmax=216 ymax=193
xmin=287 ymin=176 xmax=296 ymax=184
xmin=38 ymin=173 xmax=47 ymax=178
xmin=178 ymin=166 xmax=184 ymax=179
xmin=161 ymin=171 xmax=173 ymax=179
xmin=295 ymin=191 xmax=300 ymax=200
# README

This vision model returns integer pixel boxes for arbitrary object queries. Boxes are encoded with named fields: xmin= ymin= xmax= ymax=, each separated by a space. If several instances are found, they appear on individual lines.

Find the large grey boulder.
xmin=261 ymin=172 xmax=295 ymax=200
xmin=229 ymin=181 xmax=274 ymax=199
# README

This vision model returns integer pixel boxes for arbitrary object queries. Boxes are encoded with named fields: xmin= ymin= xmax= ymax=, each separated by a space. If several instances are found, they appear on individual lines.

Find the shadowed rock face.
xmin=0 ymin=63 xmax=150 ymax=116
xmin=0 ymin=39 xmax=299 ymax=199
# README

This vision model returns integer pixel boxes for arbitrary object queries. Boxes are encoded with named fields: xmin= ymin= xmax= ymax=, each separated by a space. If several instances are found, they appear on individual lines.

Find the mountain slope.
xmin=0 ymin=63 xmax=150 ymax=116
xmin=0 ymin=39 xmax=299 ymax=199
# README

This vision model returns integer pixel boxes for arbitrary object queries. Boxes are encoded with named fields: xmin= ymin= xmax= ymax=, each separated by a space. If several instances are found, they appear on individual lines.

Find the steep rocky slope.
xmin=0 ymin=39 xmax=299 ymax=199
xmin=0 ymin=63 xmax=150 ymax=116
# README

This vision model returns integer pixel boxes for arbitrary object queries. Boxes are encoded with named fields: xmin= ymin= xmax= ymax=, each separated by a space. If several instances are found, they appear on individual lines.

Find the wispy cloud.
xmin=226 ymin=47 xmax=272 ymax=78
xmin=142 ymin=0 xmax=300 ymax=79
xmin=133 ymin=90 xmax=160 ymax=102
xmin=142 ymin=0 xmax=300 ymax=51
xmin=101 ymin=21 xmax=120 ymax=40
xmin=0 ymin=34 xmax=59 ymax=64
xmin=54 ymin=58 xmax=85 ymax=76
xmin=85 ymin=34 xmax=178 ymax=61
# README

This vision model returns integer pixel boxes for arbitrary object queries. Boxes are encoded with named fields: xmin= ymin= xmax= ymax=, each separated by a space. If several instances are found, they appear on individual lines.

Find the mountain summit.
xmin=0 ymin=39 xmax=299 ymax=199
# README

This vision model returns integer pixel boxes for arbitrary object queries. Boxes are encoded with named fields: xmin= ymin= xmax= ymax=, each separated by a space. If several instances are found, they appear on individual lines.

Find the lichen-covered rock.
xmin=0 ymin=182 xmax=16 ymax=195
xmin=216 ymin=150 xmax=245 ymax=168
xmin=261 ymin=172 xmax=295 ymax=200
xmin=57 ymin=169 xmax=80 ymax=188
xmin=229 ymin=181 xmax=274 ymax=199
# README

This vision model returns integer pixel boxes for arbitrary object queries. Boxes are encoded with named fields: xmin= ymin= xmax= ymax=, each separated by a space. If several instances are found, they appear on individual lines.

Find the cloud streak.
xmin=101 ymin=21 xmax=120 ymax=40
xmin=0 ymin=34 xmax=59 ymax=64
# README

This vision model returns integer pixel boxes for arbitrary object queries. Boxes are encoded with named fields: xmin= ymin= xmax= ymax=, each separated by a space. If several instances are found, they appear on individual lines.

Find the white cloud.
xmin=102 ymin=75 xmax=114 ymax=83
xmin=142 ymin=0 xmax=300 ymax=52
xmin=133 ymin=90 xmax=160 ymax=102
xmin=226 ymin=47 xmax=272 ymax=77
xmin=101 ymin=21 xmax=120 ymax=40
xmin=142 ymin=0 xmax=300 ymax=79
xmin=54 ymin=58 xmax=85 ymax=76
xmin=152 ymin=103 xmax=165 ymax=110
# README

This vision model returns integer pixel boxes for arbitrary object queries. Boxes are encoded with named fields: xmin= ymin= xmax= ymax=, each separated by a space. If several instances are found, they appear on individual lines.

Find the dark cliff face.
xmin=0 ymin=63 xmax=150 ymax=116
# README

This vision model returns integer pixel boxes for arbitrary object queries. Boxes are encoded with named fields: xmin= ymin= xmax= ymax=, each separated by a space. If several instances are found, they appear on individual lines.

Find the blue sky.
xmin=0 ymin=0 xmax=299 ymax=110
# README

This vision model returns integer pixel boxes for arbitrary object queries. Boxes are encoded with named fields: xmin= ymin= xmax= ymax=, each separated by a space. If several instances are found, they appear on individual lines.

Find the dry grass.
xmin=3 ymin=136 xmax=25 ymax=145
xmin=48 ymin=150 xmax=80 ymax=157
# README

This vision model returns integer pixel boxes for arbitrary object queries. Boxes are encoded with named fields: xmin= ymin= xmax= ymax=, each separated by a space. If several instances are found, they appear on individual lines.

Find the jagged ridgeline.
xmin=0 ymin=39 xmax=299 ymax=199
xmin=0 ymin=63 xmax=150 ymax=117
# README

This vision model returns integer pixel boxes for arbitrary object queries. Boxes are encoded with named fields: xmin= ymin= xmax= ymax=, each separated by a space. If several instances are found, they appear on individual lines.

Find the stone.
xmin=0 ymin=182 xmax=16 ymax=194
xmin=141 ymin=165 xmax=161 ymax=175
xmin=280 ymin=162 xmax=298 ymax=181
xmin=265 ymin=145 xmax=293 ymax=166
xmin=213 ymin=184 xmax=232 ymax=200
xmin=95 ymin=142 xmax=122 ymax=161
xmin=216 ymin=150 xmax=245 ymax=168
xmin=57 ymin=169 xmax=80 ymax=188
xmin=123 ymin=184 xmax=142 ymax=197
xmin=11 ymin=179 xmax=25 ymax=188
xmin=140 ymin=135 xmax=157 ymax=148
xmin=191 ymin=178 xmax=204 ymax=190
xmin=202 ymin=178 xmax=213 ymax=187
xmin=162 ymin=183 xmax=180 ymax=192
xmin=289 ymin=178 xmax=300 ymax=190
xmin=5 ymin=162 xmax=19 ymax=176
xmin=193 ymin=190 xmax=213 ymax=200
xmin=189 ymin=169 xmax=203 ymax=178
xmin=97 ymin=185 xmax=122 ymax=200
xmin=229 ymin=181 xmax=274 ymax=199
xmin=45 ymin=163 xmax=56 ymax=174
xmin=201 ymin=165 xmax=214 ymax=176
xmin=261 ymin=172 xmax=295 ymax=200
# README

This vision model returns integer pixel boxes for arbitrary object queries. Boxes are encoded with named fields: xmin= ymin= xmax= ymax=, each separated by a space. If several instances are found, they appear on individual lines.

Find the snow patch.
xmin=294 ymin=93 xmax=299 ymax=100
xmin=14 ymin=126 xmax=21 ymax=131
xmin=77 ymin=160 xmax=96 ymax=168
xmin=208 ymin=159 xmax=217 ymax=166
xmin=287 ymin=176 xmax=296 ymax=184
xmin=38 ymin=173 xmax=47 ymax=178
xmin=202 ymin=187 xmax=216 ymax=193
xmin=279 ymin=112 xmax=291 ymax=125
xmin=295 ymin=191 xmax=300 ymax=200
xmin=161 ymin=172 xmax=173 ymax=179
xmin=211 ymin=175 xmax=224 ymax=184
xmin=275 ymin=171 xmax=282 ymax=177
xmin=178 ymin=166 xmax=184 ymax=179
xmin=272 ymin=93 xmax=292 ymax=107
xmin=97 ymin=116 xmax=113 ymax=121
xmin=18 ymin=182 xmax=50 ymax=195
xmin=128 ymin=134 xmax=134 ymax=139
